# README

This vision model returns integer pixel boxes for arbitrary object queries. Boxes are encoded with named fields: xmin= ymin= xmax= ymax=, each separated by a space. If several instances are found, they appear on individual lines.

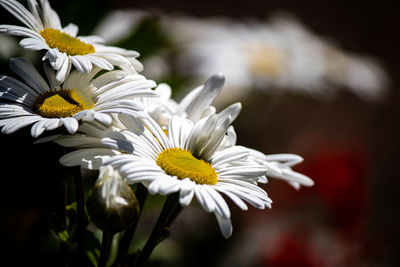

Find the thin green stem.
xmin=135 ymin=193 xmax=182 ymax=267
xmin=73 ymin=167 xmax=86 ymax=264
xmin=117 ymin=184 xmax=148 ymax=261
xmin=60 ymin=167 xmax=70 ymax=267
xmin=99 ymin=231 xmax=115 ymax=267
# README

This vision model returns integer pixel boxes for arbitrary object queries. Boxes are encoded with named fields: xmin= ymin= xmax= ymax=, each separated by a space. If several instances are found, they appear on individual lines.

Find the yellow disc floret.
xmin=33 ymin=89 xmax=94 ymax=118
xmin=156 ymin=148 xmax=218 ymax=185
xmin=40 ymin=28 xmax=95 ymax=55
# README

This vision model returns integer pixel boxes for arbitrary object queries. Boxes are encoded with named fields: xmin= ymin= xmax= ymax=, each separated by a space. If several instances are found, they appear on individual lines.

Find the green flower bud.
xmin=86 ymin=165 xmax=140 ymax=233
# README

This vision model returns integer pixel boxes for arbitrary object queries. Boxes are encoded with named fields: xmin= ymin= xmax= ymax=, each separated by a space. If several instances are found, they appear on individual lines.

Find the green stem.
xmin=117 ymin=184 xmax=148 ymax=261
xmin=135 ymin=193 xmax=182 ymax=267
xmin=73 ymin=167 xmax=86 ymax=263
xmin=98 ymin=231 xmax=114 ymax=267
xmin=60 ymin=167 xmax=69 ymax=267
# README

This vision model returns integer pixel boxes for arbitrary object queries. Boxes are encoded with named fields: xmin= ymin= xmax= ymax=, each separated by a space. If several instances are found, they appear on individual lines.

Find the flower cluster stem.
xmin=98 ymin=231 xmax=114 ymax=267
xmin=117 ymin=184 xmax=148 ymax=259
xmin=135 ymin=193 xmax=182 ymax=267
xmin=73 ymin=167 xmax=86 ymax=263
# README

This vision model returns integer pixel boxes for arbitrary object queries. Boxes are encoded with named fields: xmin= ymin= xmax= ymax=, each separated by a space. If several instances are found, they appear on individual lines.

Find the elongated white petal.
xmin=40 ymin=0 xmax=61 ymax=29
xmin=87 ymin=55 xmax=114 ymax=70
xmin=215 ymin=213 xmax=233 ymax=239
xmin=0 ymin=24 xmax=43 ymax=38
xmin=185 ymin=72 xmax=225 ymax=122
xmin=206 ymin=187 xmax=231 ymax=219
xmin=71 ymin=55 xmax=93 ymax=73
xmin=0 ymin=0 xmax=42 ymax=31
xmin=1 ymin=115 xmax=41 ymax=134
xmin=31 ymin=118 xmax=50 ymax=137
xmin=19 ymin=37 xmax=47 ymax=50
xmin=0 ymin=75 xmax=38 ymax=102
xmin=194 ymin=186 xmax=215 ymax=213
xmin=60 ymin=148 xmax=119 ymax=169
xmin=55 ymin=57 xmax=72 ymax=83
xmin=9 ymin=57 xmax=50 ymax=94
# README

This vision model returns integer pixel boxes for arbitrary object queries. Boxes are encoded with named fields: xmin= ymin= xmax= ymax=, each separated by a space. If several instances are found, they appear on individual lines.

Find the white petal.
xmin=40 ymin=0 xmax=61 ymax=29
xmin=215 ymin=213 xmax=233 ymax=239
xmin=0 ymin=75 xmax=38 ymax=103
xmin=55 ymin=57 xmax=72 ymax=83
xmin=78 ymin=35 xmax=105 ymax=44
xmin=211 ymin=146 xmax=249 ymax=167
xmin=61 ymin=117 xmax=79 ymax=134
xmin=218 ymin=165 xmax=267 ymax=178
xmin=30 ymin=118 xmax=49 ymax=137
xmin=179 ymin=178 xmax=195 ymax=207
xmin=185 ymin=72 xmax=225 ymax=122
xmin=277 ymin=168 xmax=314 ymax=187
xmin=217 ymin=188 xmax=248 ymax=211
xmin=55 ymin=135 xmax=102 ymax=148
xmin=0 ymin=24 xmax=43 ymax=38
xmin=94 ymin=112 xmax=112 ymax=125
xmin=194 ymin=186 xmax=216 ymax=213
xmin=264 ymin=153 xmax=304 ymax=167
xmin=62 ymin=23 xmax=79 ymax=37
xmin=9 ymin=57 xmax=50 ymax=94
xmin=27 ymin=0 xmax=42 ymax=26
xmin=168 ymin=115 xmax=183 ymax=148
xmin=60 ymin=148 xmax=118 ymax=169
xmin=43 ymin=61 xmax=58 ymax=89
xmin=0 ymin=0 xmax=42 ymax=31
xmin=1 ymin=115 xmax=41 ymax=134
xmin=19 ymin=37 xmax=47 ymax=50
xmin=94 ymin=52 xmax=131 ymax=66
xmin=87 ymin=55 xmax=114 ymax=70
xmin=71 ymin=55 xmax=93 ymax=73
xmin=206 ymin=187 xmax=231 ymax=219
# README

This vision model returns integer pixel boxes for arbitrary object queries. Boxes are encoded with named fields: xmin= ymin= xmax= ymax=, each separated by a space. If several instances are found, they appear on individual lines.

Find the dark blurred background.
xmin=0 ymin=0 xmax=399 ymax=266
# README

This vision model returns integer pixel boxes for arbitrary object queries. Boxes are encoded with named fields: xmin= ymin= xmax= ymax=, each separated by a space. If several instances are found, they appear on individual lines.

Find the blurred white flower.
xmin=93 ymin=9 xmax=149 ymax=45
xmin=163 ymin=12 xmax=389 ymax=103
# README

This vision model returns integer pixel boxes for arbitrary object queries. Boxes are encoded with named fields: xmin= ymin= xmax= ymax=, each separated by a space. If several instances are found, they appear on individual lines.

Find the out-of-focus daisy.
xmin=0 ymin=57 xmax=156 ymax=137
xmin=163 ymin=13 xmax=388 ymax=103
xmin=56 ymin=110 xmax=273 ymax=238
xmin=0 ymin=0 xmax=143 ymax=82
xmin=92 ymin=9 xmax=150 ymax=45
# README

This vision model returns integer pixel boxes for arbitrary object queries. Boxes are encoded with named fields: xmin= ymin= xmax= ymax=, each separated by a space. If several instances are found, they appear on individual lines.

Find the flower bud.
xmin=86 ymin=165 xmax=140 ymax=233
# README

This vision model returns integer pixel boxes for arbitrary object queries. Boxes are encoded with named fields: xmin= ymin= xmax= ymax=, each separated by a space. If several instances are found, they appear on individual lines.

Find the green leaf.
xmin=85 ymin=230 xmax=102 ymax=266
xmin=48 ymin=212 xmax=69 ymax=242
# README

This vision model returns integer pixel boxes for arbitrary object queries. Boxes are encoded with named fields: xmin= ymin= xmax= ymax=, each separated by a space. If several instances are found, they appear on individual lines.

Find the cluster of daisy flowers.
xmin=0 ymin=0 xmax=313 ymax=266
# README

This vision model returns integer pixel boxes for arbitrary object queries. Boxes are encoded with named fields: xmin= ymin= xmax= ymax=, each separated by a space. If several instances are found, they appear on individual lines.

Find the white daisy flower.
xmin=0 ymin=0 xmax=143 ymax=83
xmin=0 ymin=57 xmax=157 ymax=137
xmin=56 ymin=110 xmax=272 ymax=238
xmin=138 ymin=73 xmax=313 ymax=189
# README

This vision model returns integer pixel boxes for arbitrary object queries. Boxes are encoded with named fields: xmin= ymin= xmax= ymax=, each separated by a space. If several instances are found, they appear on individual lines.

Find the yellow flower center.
xmin=33 ymin=89 xmax=94 ymax=118
xmin=156 ymin=148 xmax=218 ymax=185
xmin=40 ymin=28 xmax=95 ymax=55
